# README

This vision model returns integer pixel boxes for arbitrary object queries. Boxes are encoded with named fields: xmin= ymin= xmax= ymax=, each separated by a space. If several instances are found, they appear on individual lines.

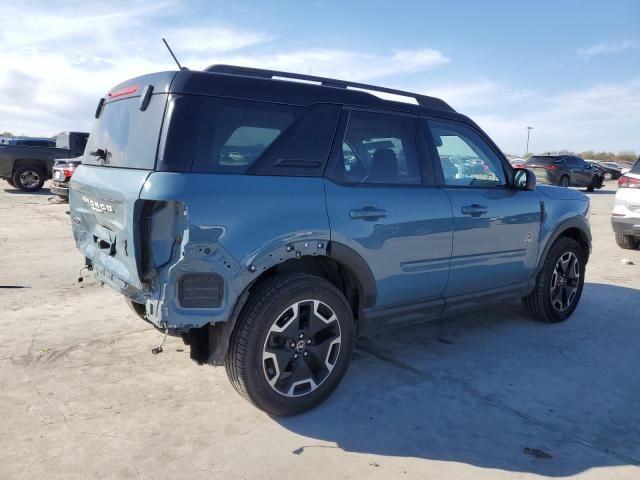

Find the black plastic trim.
xmin=326 ymin=242 xmax=377 ymax=309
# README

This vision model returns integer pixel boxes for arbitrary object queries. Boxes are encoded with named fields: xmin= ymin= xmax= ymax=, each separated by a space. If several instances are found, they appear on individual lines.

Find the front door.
xmin=424 ymin=119 xmax=541 ymax=299
xmin=325 ymin=110 xmax=452 ymax=309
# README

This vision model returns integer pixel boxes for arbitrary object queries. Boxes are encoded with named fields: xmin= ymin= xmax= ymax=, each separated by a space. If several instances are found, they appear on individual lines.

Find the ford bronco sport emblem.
xmin=81 ymin=195 xmax=114 ymax=213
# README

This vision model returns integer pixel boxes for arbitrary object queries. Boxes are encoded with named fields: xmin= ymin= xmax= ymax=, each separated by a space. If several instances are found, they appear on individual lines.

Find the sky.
xmin=0 ymin=0 xmax=638 ymax=155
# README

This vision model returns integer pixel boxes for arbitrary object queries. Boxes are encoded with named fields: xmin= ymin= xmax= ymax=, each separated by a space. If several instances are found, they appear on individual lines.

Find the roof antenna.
xmin=162 ymin=38 xmax=187 ymax=70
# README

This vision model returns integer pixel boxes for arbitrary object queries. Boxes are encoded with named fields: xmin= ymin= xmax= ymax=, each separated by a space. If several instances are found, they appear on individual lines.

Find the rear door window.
xmin=193 ymin=98 xmax=301 ymax=173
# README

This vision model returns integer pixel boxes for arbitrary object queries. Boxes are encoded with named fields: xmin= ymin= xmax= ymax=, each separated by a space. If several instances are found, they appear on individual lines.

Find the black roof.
xmin=107 ymin=66 xmax=472 ymax=124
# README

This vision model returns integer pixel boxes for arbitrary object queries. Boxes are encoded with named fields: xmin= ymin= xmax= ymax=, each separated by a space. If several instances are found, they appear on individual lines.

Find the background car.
xmin=612 ymin=159 xmax=640 ymax=249
xmin=525 ymin=155 xmax=603 ymax=191
xmin=50 ymin=157 xmax=82 ymax=200
xmin=586 ymin=160 xmax=622 ymax=180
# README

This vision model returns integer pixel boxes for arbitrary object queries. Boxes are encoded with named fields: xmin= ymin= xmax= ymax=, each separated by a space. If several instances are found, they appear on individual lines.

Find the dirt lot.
xmin=1 ymin=181 xmax=638 ymax=479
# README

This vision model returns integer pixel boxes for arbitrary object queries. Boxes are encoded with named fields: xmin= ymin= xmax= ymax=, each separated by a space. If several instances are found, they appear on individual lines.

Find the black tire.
xmin=12 ymin=165 xmax=45 ymax=192
xmin=226 ymin=273 xmax=355 ymax=416
xmin=586 ymin=181 xmax=595 ymax=193
xmin=523 ymin=237 xmax=586 ymax=323
xmin=558 ymin=175 xmax=570 ymax=188
xmin=5 ymin=177 xmax=15 ymax=188
xmin=615 ymin=233 xmax=639 ymax=250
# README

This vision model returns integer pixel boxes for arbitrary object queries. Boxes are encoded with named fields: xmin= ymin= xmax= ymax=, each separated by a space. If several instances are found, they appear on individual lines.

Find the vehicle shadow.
xmin=585 ymin=189 xmax=616 ymax=195
xmin=277 ymin=282 xmax=640 ymax=476
xmin=2 ymin=187 xmax=52 ymax=196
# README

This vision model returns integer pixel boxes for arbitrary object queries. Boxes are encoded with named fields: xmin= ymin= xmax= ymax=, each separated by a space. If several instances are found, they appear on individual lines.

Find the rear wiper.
xmin=90 ymin=148 xmax=109 ymax=163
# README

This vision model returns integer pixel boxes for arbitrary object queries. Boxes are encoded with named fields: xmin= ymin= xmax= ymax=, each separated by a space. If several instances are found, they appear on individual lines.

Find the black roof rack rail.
xmin=204 ymin=64 xmax=454 ymax=112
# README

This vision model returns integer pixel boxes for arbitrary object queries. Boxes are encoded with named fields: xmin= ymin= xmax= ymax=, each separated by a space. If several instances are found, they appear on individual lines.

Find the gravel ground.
xmin=1 ymin=181 xmax=638 ymax=479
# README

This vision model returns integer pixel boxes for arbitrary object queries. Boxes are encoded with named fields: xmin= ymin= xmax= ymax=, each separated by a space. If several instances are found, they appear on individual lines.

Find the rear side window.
xmin=631 ymin=159 xmax=640 ymax=174
xmin=193 ymin=98 xmax=301 ymax=173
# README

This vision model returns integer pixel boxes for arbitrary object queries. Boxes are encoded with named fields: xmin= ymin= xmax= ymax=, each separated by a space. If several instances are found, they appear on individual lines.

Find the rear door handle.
xmin=349 ymin=206 xmax=387 ymax=221
xmin=461 ymin=204 xmax=488 ymax=216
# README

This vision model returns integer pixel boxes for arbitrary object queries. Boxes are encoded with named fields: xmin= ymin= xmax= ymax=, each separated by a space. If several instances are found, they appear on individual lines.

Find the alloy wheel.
xmin=262 ymin=299 xmax=341 ymax=397
xmin=550 ymin=251 xmax=580 ymax=312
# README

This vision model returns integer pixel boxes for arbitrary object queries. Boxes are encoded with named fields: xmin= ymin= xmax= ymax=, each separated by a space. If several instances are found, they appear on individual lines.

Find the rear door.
xmin=70 ymin=88 xmax=168 ymax=294
xmin=325 ymin=109 xmax=452 ymax=312
xmin=423 ymin=118 xmax=541 ymax=303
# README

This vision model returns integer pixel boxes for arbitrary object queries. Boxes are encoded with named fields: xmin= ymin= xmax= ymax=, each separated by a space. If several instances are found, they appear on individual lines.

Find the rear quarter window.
xmin=192 ymin=98 xmax=301 ymax=174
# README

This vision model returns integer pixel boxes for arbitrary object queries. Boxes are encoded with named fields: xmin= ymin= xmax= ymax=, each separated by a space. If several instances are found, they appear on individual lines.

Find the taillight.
xmin=544 ymin=165 xmax=559 ymax=170
xmin=63 ymin=166 xmax=77 ymax=178
xmin=513 ymin=163 xmax=524 ymax=168
xmin=618 ymin=175 xmax=640 ymax=188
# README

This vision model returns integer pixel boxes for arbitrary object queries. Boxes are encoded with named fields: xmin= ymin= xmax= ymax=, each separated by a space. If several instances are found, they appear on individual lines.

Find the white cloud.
xmin=0 ymin=1 xmax=637 ymax=157
xmin=577 ymin=40 xmax=640 ymax=58
xmin=466 ymin=79 xmax=640 ymax=154
xmin=220 ymin=48 xmax=449 ymax=82
xmin=0 ymin=0 xmax=449 ymax=136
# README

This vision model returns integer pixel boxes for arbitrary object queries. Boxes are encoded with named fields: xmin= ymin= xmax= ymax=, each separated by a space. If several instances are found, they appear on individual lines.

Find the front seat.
xmin=368 ymin=148 xmax=398 ymax=183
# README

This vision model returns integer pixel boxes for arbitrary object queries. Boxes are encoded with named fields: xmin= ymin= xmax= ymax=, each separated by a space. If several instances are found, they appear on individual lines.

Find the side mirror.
xmin=513 ymin=168 xmax=536 ymax=191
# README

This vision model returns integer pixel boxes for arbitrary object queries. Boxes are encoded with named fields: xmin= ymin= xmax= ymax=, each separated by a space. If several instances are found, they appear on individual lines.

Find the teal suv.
xmin=69 ymin=65 xmax=591 ymax=415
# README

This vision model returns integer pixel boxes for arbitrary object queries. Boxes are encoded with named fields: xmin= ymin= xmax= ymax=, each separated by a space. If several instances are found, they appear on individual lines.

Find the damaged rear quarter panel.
xmin=139 ymin=172 xmax=330 ymax=329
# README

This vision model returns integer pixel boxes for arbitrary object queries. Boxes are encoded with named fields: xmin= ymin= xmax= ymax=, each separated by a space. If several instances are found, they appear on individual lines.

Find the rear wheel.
xmin=12 ymin=165 xmax=45 ymax=192
xmin=226 ymin=273 xmax=355 ymax=416
xmin=603 ymin=172 xmax=613 ymax=180
xmin=615 ymin=233 xmax=639 ymax=250
xmin=523 ymin=237 xmax=586 ymax=323
xmin=558 ymin=175 xmax=569 ymax=187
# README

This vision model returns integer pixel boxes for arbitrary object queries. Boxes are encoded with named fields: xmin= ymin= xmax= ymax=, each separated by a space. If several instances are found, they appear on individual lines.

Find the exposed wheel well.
xmin=200 ymin=255 xmax=364 ymax=366
xmin=557 ymin=227 xmax=590 ymax=259
xmin=252 ymin=256 xmax=362 ymax=321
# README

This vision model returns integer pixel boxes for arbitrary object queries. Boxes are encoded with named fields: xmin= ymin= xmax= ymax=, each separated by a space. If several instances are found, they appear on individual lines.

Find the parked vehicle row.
xmin=586 ymin=160 xmax=623 ymax=180
xmin=516 ymin=155 xmax=604 ymax=191
xmin=0 ymin=131 xmax=88 ymax=191
xmin=68 ymin=65 xmax=592 ymax=415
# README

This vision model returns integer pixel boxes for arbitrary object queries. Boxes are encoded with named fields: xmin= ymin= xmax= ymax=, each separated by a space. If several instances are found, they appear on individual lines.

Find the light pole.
xmin=526 ymin=126 xmax=534 ymax=154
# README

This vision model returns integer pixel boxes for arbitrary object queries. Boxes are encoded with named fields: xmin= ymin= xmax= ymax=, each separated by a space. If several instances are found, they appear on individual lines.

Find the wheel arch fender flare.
xmin=536 ymin=216 xmax=591 ymax=276
xmin=326 ymin=241 xmax=377 ymax=309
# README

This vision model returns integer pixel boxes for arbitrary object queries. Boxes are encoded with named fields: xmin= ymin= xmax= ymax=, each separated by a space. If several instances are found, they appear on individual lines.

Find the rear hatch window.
xmin=83 ymin=94 xmax=167 ymax=169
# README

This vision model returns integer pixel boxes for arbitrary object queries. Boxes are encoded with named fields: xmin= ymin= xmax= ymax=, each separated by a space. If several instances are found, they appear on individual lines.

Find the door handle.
xmin=461 ymin=204 xmax=488 ymax=216
xmin=349 ymin=206 xmax=387 ymax=221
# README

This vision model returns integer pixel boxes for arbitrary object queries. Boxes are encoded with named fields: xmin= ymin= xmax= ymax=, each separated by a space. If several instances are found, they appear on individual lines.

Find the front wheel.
xmin=523 ymin=237 xmax=586 ymax=323
xmin=5 ymin=177 xmax=16 ymax=188
xmin=226 ymin=273 xmax=355 ymax=416
xmin=558 ymin=175 xmax=570 ymax=188
xmin=603 ymin=172 xmax=613 ymax=180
